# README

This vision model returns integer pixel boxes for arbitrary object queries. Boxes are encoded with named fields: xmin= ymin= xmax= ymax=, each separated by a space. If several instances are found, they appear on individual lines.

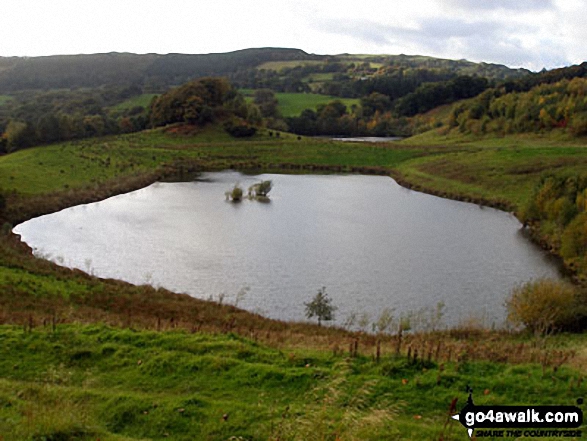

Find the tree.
xmin=304 ymin=287 xmax=336 ymax=326
xmin=4 ymin=120 xmax=34 ymax=151
xmin=224 ymin=118 xmax=257 ymax=138
xmin=225 ymin=184 xmax=244 ymax=202
xmin=253 ymin=89 xmax=280 ymax=118
xmin=361 ymin=92 xmax=392 ymax=118
xmin=36 ymin=114 xmax=61 ymax=143
xmin=149 ymin=77 xmax=233 ymax=127
xmin=248 ymin=180 xmax=272 ymax=198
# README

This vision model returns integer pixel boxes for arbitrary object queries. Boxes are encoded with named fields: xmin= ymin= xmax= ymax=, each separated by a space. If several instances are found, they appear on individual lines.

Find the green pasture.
xmin=0 ymin=324 xmax=585 ymax=440
xmin=256 ymin=60 xmax=325 ymax=71
xmin=275 ymin=93 xmax=361 ymax=117
xmin=0 ymin=94 xmax=12 ymax=106
xmin=0 ymin=127 xmax=418 ymax=195
xmin=110 ymin=93 xmax=158 ymax=111
xmin=241 ymin=90 xmax=361 ymax=117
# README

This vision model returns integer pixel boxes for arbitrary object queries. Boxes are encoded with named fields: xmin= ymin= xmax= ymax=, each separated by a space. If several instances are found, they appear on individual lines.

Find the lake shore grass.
xmin=1 ymin=323 xmax=585 ymax=440
xmin=2 ymin=125 xmax=587 ymax=439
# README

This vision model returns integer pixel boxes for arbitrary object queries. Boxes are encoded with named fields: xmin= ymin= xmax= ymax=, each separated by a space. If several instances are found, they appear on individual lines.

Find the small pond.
xmin=14 ymin=172 xmax=561 ymax=328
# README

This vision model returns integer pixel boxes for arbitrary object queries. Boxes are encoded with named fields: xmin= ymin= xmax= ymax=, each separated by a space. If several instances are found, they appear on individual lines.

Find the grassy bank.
xmin=397 ymin=131 xmax=587 ymax=209
xmin=2 ymin=126 xmax=587 ymax=439
xmin=0 ymin=324 xmax=585 ymax=440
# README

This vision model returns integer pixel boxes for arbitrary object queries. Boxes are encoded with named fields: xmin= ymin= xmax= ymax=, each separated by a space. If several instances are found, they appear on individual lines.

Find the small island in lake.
xmin=226 ymin=180 xmax=272 ymax=202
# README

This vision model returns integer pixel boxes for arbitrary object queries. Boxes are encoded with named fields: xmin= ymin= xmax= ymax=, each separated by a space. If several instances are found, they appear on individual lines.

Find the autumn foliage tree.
xmin=446 ymin=76 xmax=587 ymax=136
xmin=148 ymin=77 xmax=262 ymax=138
xmin=520 ymin=173 xmax=587 ymax=281
xmin=149 ymin=77 xmax=233 ymax=127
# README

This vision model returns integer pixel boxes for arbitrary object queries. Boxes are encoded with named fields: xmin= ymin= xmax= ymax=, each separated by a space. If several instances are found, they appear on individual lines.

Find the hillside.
xmin=0 ymin=48 xmax=537 ymax=152
xmin=0 ymin=48 xmax=320 ymax=92
xmin=0 ymin=48 xmax=528 ymax=94
xmin=406 ymin=62 xmax=587 ymax=138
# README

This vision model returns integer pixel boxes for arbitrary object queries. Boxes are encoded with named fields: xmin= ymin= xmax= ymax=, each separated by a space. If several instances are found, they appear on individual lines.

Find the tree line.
xmin=521 ymin=173 xmax=587 ymax=276
xmin=444 ymin=77 xmax=587 ymax=136
xmin=0 ymin=86 xmax=150 ymax=152
xmin=4 ymin=60 xmax=587 ymax=150
xmin=0 ymin=77 xmax=265 ymax=153
xmin=280 ymin=75 xmax=488 ymax=137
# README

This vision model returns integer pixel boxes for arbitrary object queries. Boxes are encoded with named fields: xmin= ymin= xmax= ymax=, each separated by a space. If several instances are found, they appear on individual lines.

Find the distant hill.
xmin=0 ymin=48 xmax=321 ymax=92
xmin=0 ymin=48 xmax=529 ymax=93
xmin=335 ymin=53 xmax=531 ymax=81
xmin=2 ymin=48 xmax=578 ymax=149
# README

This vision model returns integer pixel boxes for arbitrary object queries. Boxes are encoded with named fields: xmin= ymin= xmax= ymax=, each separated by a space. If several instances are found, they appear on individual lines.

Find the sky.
xmin=1 ymin=0 xmax=585 ymax=71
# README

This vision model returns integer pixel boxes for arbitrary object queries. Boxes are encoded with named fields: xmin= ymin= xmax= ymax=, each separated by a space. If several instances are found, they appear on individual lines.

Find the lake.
xmin=14 ymin=171 xmax=561 ymax=328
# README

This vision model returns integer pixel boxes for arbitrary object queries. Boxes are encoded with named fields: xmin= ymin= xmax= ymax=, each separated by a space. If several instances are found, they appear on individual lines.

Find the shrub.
xmin=225 ymin=185 xmax=243 ymax=202
xmin=248 ymin=180 xmax=272 ymax=199
xmin=224 ymin=118 xmax=257 ymax=138
xmin=505 ymin=279 xmax=581 ymax=335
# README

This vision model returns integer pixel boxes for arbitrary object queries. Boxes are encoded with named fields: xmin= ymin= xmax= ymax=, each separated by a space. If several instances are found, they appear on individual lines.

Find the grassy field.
xmin=2 ymin=126 xmax=587 ymax=439
xmin=276 ymin=93 xmax=360 ymax=117
xmin=0 ymin=94 xmax=12 ymax=106
xmin=0 ymin=128 xmax=419 ymax=197
xmin=397 ymin=130 xmax=587 ymax=208
xmin=0 ymin=325 xmax=585 ymax=440
xmin=241 ymin=91 xmax=361 ymax=117
xmin=303 ymin=72 xmax=335 ymax=83
xmin=254 ymin=59 xmax=380 ymax=92
xmin=256 ymin=60 xmax=326 ymax=71
xmin=110 ymin=94 xmax=158 ymax=111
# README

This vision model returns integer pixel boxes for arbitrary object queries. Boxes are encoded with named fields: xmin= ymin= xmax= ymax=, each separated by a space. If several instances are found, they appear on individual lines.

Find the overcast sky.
xmin=1 ymin=0 xmax=584 ymax=71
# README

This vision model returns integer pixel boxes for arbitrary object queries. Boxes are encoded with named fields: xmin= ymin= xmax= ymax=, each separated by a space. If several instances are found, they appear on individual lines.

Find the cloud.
xmin=411 ymin=17 xmax=568 ymax=69
xmin=312 ymin=18 xmax=397 ymax=46
xmin=312 ymin=12 xmax=570 ymax=70
xmin=0 ymin=0 xmax=578 ymax=71
xmin=445 ymin=0 xmax=555 ymax=11
xmin=416 ymin=17 xmax=524 ymax=40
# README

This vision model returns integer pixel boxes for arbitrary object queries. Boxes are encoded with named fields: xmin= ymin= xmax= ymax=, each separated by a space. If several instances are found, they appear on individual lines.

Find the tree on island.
xmin=304 ymin=287 xmax=337 ymax=326
xmin=225 ymin=184 xmax=244 ymax=202
xmin=248 ymin=180 xmax=272 ymax=200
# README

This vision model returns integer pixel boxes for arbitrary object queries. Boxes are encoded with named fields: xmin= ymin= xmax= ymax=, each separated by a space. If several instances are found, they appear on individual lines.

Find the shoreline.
xmin=4 ymin=158 xmax=573 ymax=322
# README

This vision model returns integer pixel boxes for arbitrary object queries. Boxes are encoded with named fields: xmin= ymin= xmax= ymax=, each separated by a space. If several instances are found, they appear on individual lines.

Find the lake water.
xmin=14 ymin=172 xmax=561 ymax=328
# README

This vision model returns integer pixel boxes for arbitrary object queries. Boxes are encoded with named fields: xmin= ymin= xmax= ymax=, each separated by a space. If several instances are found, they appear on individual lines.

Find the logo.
xmin=451 ymin=387 xmax=583 ymax=438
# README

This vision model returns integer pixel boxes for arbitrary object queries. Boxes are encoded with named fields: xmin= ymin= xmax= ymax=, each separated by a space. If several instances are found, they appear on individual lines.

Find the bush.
xmin=225 ymin=185 xmax=244 ymax=202
xmin=505 ymin=279 xmax=581 ymax=335
xmin=248 ymin=180 xmax=272 ymax=198
xmin=223 ymin=118 xmax=257 ymax=138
